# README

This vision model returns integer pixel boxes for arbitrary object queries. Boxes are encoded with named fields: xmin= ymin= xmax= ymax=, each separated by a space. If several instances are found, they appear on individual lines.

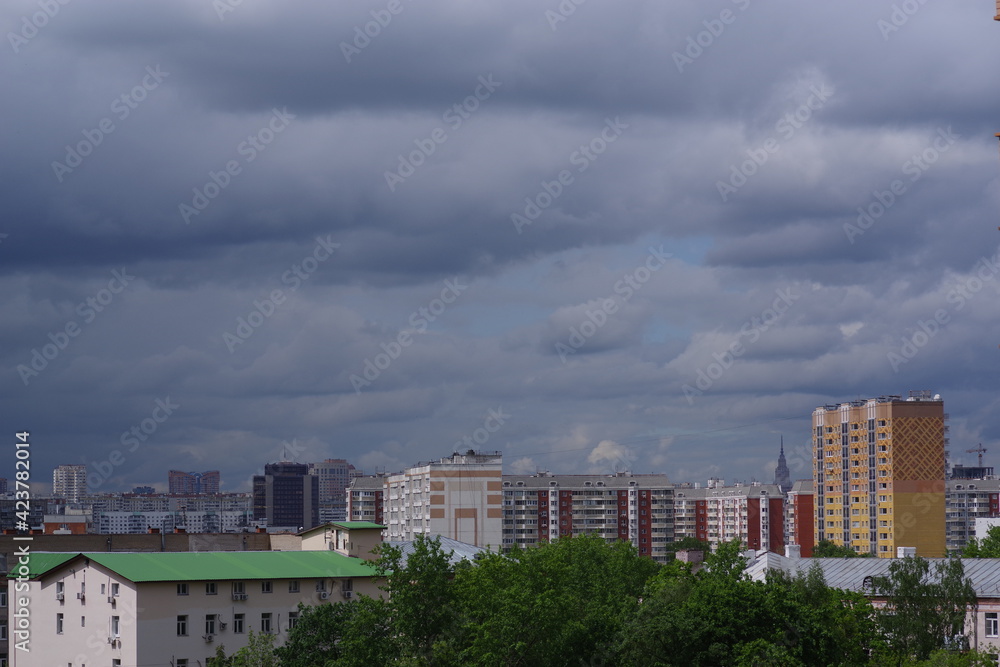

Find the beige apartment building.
xmin=383 ymin=451 xmax=503 ymax=548
xmin=9 ymin=550 xmax=378 ymax=666
xmin=673 ymin=481 xmax=784 ymax=554
xmin=812 ymin=392 xmax=947 ymax=557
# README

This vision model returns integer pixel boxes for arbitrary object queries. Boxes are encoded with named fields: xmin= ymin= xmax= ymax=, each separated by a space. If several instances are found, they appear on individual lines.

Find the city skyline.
xmin=2 ymin=2 xmax=999 ymax=495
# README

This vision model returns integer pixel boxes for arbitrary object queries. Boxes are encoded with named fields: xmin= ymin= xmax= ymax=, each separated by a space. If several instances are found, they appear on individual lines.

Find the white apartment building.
xmin=500 ymin=472 xmax=674 ymax=561
xmin=52 ymin=465 xmax=88 ymax=503
xmin=94 ymin=510 xmax=256 ymax=534
xmin=9 ymin=550 xmax=379 ymax=666
xmin=673 ymin=481 xmax=785 ymax=554
xmin=383 ymin=451 xmax=503 ymax=548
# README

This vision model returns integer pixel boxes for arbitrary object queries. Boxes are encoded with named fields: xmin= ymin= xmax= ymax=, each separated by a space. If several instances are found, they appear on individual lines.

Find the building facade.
xmin=946 ymin=479 xmax=1000 ymax=553
xmin=9 ymin=550 xmax=378 ymax=666
xmin=812 ymin=392 xmax=947 ymax=557
xmin=253 ymin=462 xmax=320 ymax=531
xmin=346 ymin=475 xmax=385 ymax=525
xmin=500 ymin=472 xmax=674 ymax=561
xmin=383 ymin=451 xmax=503 ymax=548
xmin=308 ymin=459 xmax=361 ymax=523
xmin=52 ymin=464 xmax=88 ymax=503
xmin=784 ymin=479 xmax=815 ymax=557
xmin=674 ymin=481 xmax=784 ymax=554
xmin=168 ymin=470 xmax=221 ymax=495
xmin=94 ymin=510 xmax=256 ymax=534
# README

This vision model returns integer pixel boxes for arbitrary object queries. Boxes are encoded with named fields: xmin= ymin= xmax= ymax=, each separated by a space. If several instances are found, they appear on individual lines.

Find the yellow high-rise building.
xmin=812 ymin=392 xmax=946 ymax=557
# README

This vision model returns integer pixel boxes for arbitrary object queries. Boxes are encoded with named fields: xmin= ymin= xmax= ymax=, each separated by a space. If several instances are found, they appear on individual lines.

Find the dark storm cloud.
xmin=2 ymin=0 xmax=999 ymax=489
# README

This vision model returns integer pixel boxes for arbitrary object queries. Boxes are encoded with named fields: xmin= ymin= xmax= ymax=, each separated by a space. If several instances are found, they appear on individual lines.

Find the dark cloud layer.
xmin=2 ymin=0 xmax=999 ymax=492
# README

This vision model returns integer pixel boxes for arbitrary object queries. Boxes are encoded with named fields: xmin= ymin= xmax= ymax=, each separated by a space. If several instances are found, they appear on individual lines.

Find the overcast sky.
xmin=3 ymin=0 xmax=999 ymax=494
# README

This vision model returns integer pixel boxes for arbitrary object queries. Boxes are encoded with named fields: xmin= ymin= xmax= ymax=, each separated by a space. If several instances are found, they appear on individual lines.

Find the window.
xmin=56 ymin=581 xmax=65 ymax=600
xmin=288 ymin=580 xmax=300 ymax=593
xmin=177 ymin=583 xmax=189 ymax=596
xmin=111 ymin=583 xmax=120 ymax=597
xmin=261 ymin=613 xmax=272 ymax=634
xmin=205 ymin=614 xmax=216 ymax=635
xmin=177 ymin=615 xmax=188 ymax=636
xmin=261 ymin=581 xmax=272 ymax=594
xmin=0 ymin=589 xmax=6 ymax=607
xmin=206 ymin=583 xmax=217 ymax=595
xmin=0 ymin=621 xmax=6 ymax=640
xmin=111 ymin=615 xmax=120 ymax=637
xmin=81 ymin=616 xmax=85 ymax=627
xmin=113 ymin=661 xmax=121 ymax=667
xmin=177 ymin=661 xmax=188 ymax=667
xmin=56 ymin=613 xmax=64 ymax=634
xmin=987 ymin=612 xmax=999 ymax=638
xmin=288 ymin=611 xmax=299 ymax=630
xmin=233 ymin=582 xmax=245 ymax=595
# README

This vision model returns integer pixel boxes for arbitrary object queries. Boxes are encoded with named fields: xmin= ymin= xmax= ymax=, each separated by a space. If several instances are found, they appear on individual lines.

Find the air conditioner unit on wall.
xmin=319 ymin=591 xmax=330 ymax=600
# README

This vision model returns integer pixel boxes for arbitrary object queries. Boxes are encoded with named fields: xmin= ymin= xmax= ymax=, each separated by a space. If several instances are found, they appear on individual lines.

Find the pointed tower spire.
xmin=774 ymin=435 xmax=792 ymax=494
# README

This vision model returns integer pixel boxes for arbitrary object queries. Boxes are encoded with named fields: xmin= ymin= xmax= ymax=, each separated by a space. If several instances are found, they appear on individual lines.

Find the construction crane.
xmin=967 ymin=444 xmax=988 ymax=467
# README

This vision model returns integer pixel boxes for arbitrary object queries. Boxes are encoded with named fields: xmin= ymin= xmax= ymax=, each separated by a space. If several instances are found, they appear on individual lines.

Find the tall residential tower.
xmin=812 ymin=392 xmax=946 ymax=557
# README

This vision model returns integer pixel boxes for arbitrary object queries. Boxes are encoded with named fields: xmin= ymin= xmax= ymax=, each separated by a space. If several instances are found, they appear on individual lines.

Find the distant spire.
xmin=774 ymin=436 xmax=792 ymax=494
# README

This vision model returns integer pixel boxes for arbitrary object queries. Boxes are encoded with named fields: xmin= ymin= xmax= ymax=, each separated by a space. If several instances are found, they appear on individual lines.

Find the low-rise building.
xmin=9 ymin=550 xmax=379 ymax=666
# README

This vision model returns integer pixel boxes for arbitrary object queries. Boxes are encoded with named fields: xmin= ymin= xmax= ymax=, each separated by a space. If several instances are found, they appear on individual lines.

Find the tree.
xmin=664 ymin=536 xmax=712 ymax=554
xmin=227 ymin=629 xmax=278 ymax=667
xmin=451 ymin=534 xmax=660 ymax=666
xmin=274 ymin=602 xmax=360 ymax=667
xmin=962 ymin=525 xmax=1000 ymax=558
xmin=871 ymin=556 xmax=977 ymax=663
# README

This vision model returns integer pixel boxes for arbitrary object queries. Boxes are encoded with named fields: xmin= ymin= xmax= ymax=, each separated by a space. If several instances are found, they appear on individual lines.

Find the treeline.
xmin=210 ymin=535 xmax=993 ymax=666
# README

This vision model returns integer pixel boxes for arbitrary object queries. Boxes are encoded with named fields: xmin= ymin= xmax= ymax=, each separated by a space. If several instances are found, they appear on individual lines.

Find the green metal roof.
xmin=330 ymin=521 xmax=384 ymax=530
xmin=6 ymin=552 xmax=77 ymax=579
xmin=12 ymin=551 xmax=377 ymax=583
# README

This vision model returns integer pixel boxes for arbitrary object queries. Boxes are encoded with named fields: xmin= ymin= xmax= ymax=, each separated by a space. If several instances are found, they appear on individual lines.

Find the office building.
xmin=773 ymin=438 xmax=793 ymax=494
xmin=383 ymin=450 xmax=503 ymax=548
xmin=309 ymin=459 xmax=361 ymax=523
xmin=501 ymin=472 xmax=674 ymax=561
xmin=52 ymin=464 xmax=88 ymax=502
xmin=168 ymin=470 xmax=221 ymax=495
xmin=812 ymin=391 xmax=947 ymax=557
xmin=253 ymin=462 xmax=320 ymax=531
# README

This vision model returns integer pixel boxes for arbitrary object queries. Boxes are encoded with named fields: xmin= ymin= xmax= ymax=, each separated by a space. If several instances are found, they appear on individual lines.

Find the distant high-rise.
xmin=253 ymin=462 xmax=319 ymax=530
xmin=309 ymin=459 xmax=361 ymax=523
xmin=52 ymin=464 xmax=87 ymax=502
xmin=812 ymin=392 xmax=946 ymax=557
xmin=168 ymin=470 xmax=220 ymax=495
xmin=773 ymin=437 xmax=792 ymax=494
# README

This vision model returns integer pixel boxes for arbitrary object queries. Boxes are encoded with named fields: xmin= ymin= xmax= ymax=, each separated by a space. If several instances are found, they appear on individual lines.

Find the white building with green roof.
xmin=8 ymin=550 xmax=379 ymax=666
